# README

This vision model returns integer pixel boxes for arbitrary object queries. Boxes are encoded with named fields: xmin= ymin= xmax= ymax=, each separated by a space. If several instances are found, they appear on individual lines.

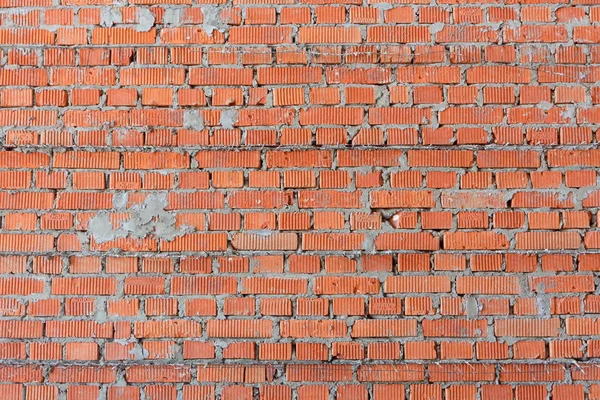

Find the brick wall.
xmin=0 ymin=0 xmax=599 ymax=399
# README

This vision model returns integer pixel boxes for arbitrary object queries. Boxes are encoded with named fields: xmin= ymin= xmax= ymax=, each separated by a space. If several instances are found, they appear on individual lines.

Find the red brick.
xmin=0 ymin=0 xmax=594 ymax=392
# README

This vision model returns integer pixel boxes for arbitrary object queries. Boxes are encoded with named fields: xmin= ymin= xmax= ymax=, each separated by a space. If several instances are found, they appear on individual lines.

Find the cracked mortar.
xmin=88 ymin=193 xmax=193 ymax=244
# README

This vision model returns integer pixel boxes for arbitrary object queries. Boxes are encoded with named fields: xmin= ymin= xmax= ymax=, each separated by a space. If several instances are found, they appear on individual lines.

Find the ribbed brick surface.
xmin=0 ymin=0 xmax=599 ymax=399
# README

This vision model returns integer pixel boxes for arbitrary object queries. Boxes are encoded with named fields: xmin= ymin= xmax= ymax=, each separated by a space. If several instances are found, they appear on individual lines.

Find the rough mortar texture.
xmin=0 ymin=0 xmax=599 ymax=399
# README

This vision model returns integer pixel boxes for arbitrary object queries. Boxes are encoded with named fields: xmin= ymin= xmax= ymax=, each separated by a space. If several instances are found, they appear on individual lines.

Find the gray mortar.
xmin=505 ymin=19 xmax=522 ymax=29
xmin=535 ymin=282 xmax=551 ymax=318
xmin=201 ymin=5 xmax=228 ymax=36
xmin=136 ymin=8 xmax=156 ymax=33
xmin=88 ymin=213 xmax=126 ymax=244
xmin=560 ymin=104 xmax=577 ymax=124
xmin=371 ymin=3 xmax=392 ymax=10
xmin=95 ymin=299 xmax=108 ymax=323
xmin=429 ymin=22 xmax=445 ymax=35
xmin=538 ymin=101 xmax=553 ymax=111
xmin=112 ymin=192 xmax=128 ymax=210
xmin=88 ymin=193 xmax=193 ymax=244
xmin=163 ymin=9 xmax=182 ymax=26
xmin=464 ymin=296 xmax=479 ymax=319
xmin=219 ymin=109 xmax=238 ymax=129
xmin=100 ymin=7 xmax=122 ymax=28
xmin=183 ymin=110 xmax=204 ymax=130
xmin=572 ymin=186 xmax=596 ymax=210
xmin=128 ymin=344 xmax=149 ymax=361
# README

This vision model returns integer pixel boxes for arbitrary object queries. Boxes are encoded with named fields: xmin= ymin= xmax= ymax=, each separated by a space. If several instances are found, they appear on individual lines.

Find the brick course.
xmin=0 ymin=0 xmax=599 ymax=398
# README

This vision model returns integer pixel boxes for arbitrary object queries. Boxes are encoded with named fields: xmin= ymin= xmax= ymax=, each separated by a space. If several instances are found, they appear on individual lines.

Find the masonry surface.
xmin=0 ymin=0 xmax=599 ymax=399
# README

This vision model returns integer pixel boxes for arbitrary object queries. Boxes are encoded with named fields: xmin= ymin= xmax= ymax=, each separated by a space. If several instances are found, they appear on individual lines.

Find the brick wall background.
xmin=0 ymin=0 xmax=600 ymax=399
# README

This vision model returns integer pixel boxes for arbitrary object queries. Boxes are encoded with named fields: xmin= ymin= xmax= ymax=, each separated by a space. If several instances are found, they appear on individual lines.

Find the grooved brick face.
xmin=0 ymin=0 xmax=599 ymax=399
